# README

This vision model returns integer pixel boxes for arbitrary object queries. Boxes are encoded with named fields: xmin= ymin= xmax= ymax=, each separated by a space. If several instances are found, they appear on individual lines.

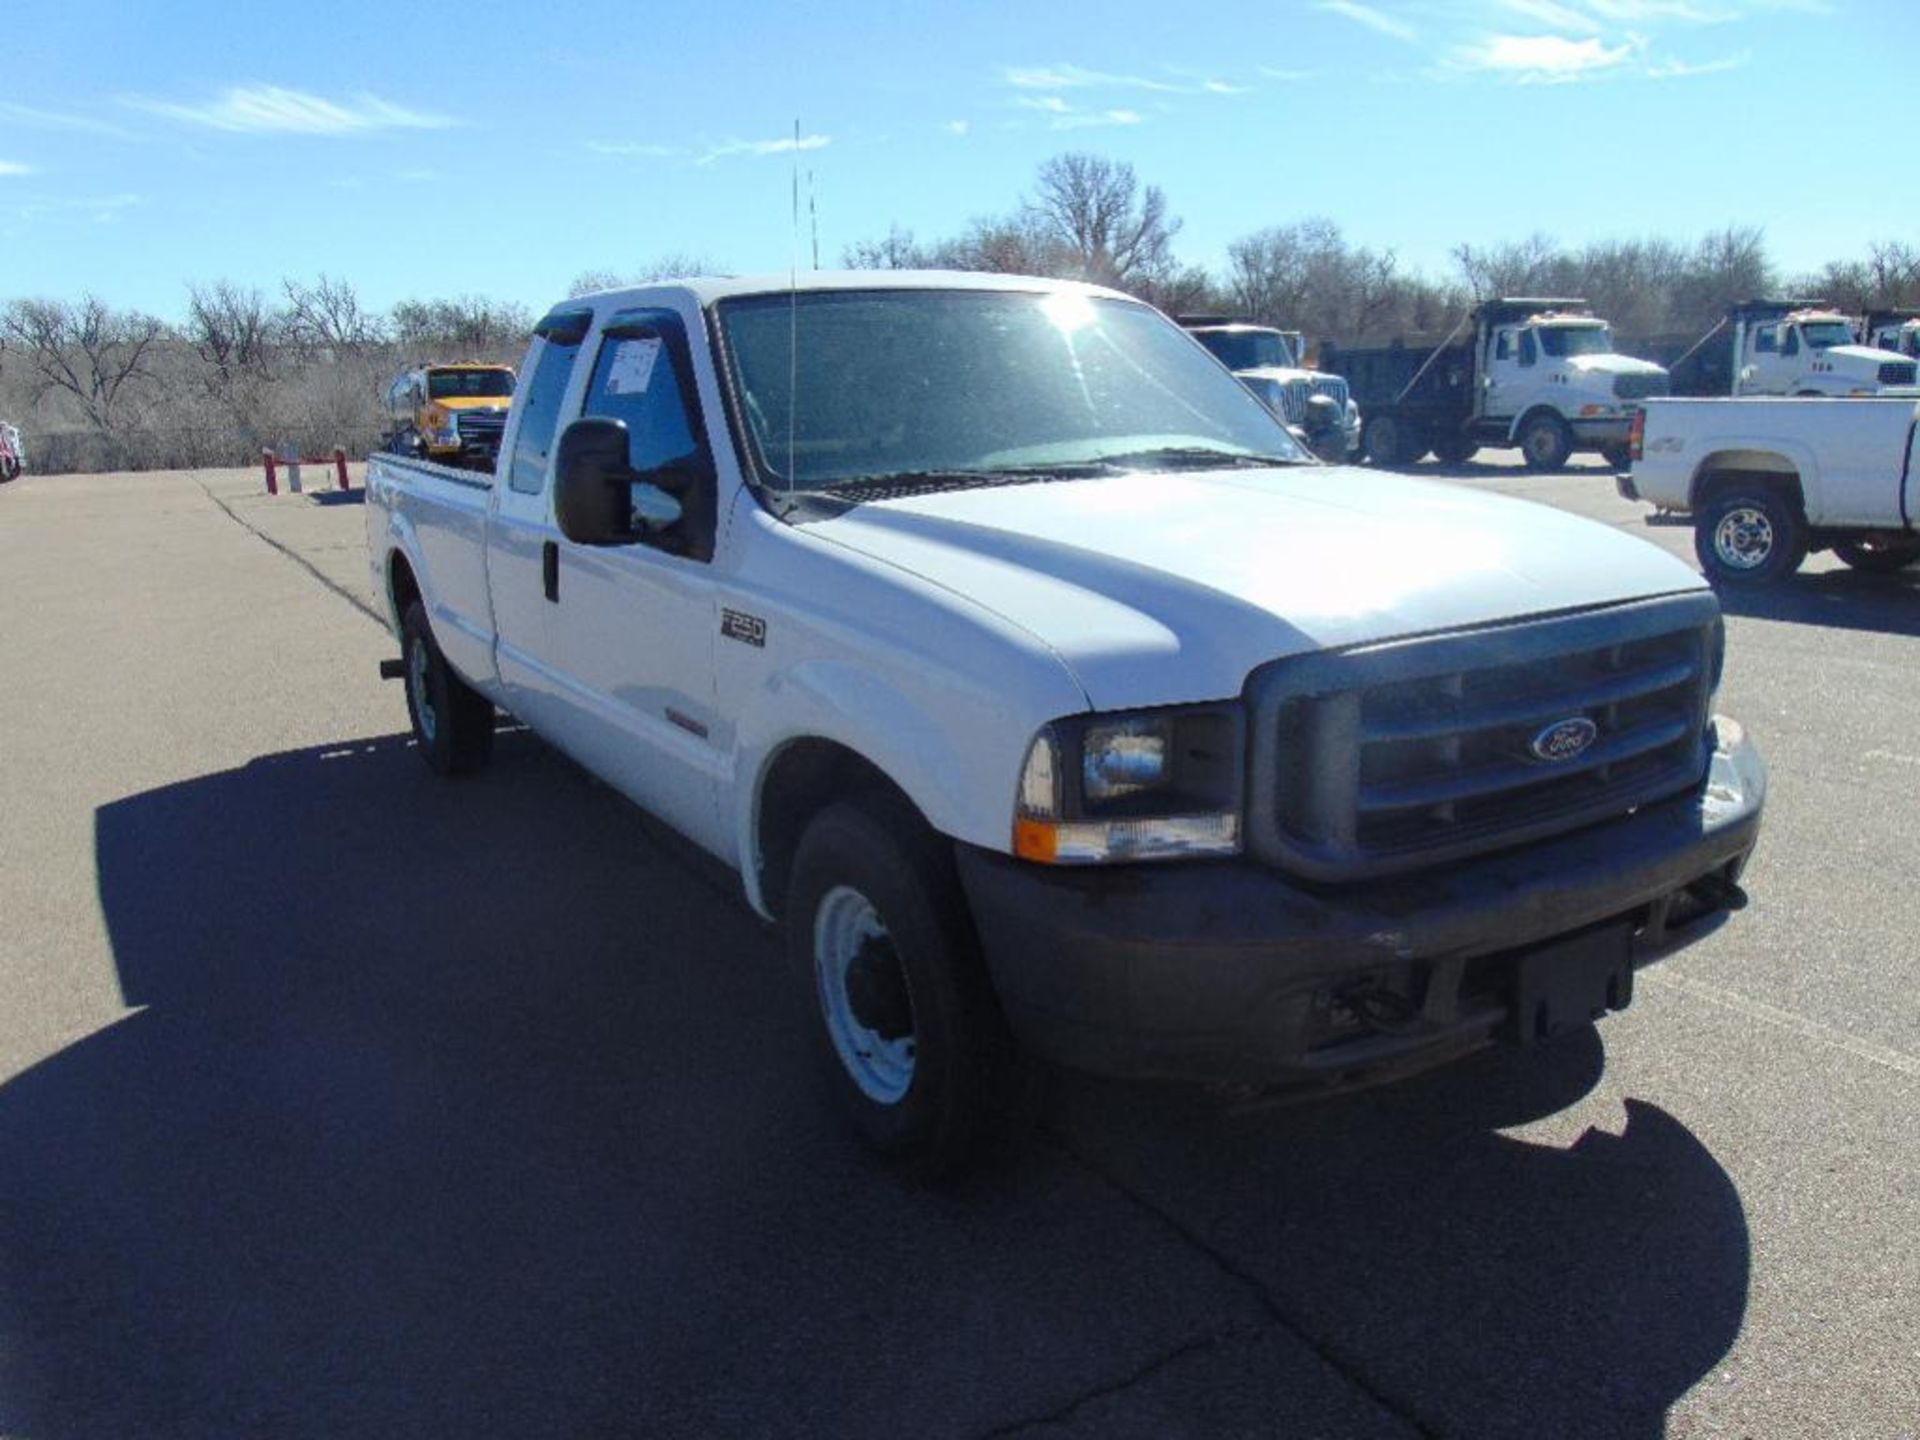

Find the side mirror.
xmin=554 ymin=417 xmax=690 ymax=546
xmin=554 ymin=418 xmax=641 ymax=545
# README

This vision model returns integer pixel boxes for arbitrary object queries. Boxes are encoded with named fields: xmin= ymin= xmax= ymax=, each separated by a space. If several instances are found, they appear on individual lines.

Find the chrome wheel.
xmin=813 ymin=885 xmax=917 ymax=1105
xmin=408 ymin=635 xmax=438 ymax=744
xmin=1712 ymin=507 xmax=1775 ymax=571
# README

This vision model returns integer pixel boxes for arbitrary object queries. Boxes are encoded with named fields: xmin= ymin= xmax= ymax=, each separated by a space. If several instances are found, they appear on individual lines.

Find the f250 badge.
xmin=721 ymin=609 xmax=767 ymax=647
xmin=1530 ymin=717 xmax=1598 ymax=763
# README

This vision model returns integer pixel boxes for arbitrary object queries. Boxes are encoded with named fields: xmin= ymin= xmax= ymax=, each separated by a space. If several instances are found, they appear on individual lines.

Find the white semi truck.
xmin=1660 ymin=301 xmax=1919 ymax=399
xmin=1863 ymin=308 xmax=1920 ymax=364
xmin=1323 ymin=299 xmax=1670 ymax=471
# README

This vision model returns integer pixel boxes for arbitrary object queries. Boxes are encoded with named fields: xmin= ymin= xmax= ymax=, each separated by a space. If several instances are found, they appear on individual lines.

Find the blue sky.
xmin=0 ymin=0 xmax=1909 ymax=318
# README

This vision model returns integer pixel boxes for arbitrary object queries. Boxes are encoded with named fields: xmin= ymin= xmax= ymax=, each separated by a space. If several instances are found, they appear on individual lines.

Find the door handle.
xmin=542 ymin=540 xmax=559 ymax=603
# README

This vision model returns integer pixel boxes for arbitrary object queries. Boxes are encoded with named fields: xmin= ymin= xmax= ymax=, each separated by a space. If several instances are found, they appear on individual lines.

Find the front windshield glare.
xmin=1799 ymin=321 xmax=1855 ymax=351
xmin=717 ymin=289 xmax=1308 ymax=491
xmin=1537 ymin=325 xmax=1614 ymax=358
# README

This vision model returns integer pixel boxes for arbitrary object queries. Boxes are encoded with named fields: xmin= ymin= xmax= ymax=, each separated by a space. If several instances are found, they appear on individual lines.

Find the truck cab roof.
xmin=559 ymin=269 xmax=1132 ymax=315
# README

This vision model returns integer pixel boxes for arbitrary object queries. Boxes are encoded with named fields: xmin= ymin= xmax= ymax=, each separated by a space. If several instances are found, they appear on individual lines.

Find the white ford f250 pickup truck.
xmin=367 ymin=271 xmax=1765 ymax=1172
xmin=1620 ymin=396 xmax=1920 ymax=586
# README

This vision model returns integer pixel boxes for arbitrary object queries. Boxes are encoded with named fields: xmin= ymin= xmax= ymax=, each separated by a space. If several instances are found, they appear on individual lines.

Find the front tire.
xmin=401 ymin=600 xmax=495 ymax=775
xmin=786 ymin=799 xmax=1017 ymax=1176
xmin=1694 ymin=488 xmax=1808 ymax=587
xmin=1518 ymin=413 xmax=1574 ymax=471
xmin=1366 ymin=414 xmax=1424 ymax=467
xmin=1833 ymin=536 xmax=1920 ymax=573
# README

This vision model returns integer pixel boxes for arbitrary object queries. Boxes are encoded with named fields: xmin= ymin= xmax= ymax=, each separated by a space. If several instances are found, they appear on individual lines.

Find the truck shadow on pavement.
xmin=0 ymin=732 xmax=1748 ymax=1439
xmin=1713 ymin=567 xmax=1920 ymax=636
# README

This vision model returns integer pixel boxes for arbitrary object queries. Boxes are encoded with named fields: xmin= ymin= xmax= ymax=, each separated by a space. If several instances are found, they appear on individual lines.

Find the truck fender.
xmin=1505 ymin=404 xmax=1570 ymax=445
xmin=729 ymin=658 xmax=1037 ymax=921
xmin=381 ymin=510 xmax=429 ymax=637
xmin=1687 ymin=440 xmax=1819 ymax=515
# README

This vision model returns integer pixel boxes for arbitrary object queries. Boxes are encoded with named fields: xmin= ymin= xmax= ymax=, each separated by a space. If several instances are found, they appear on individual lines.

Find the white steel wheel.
xmin=813 ymin=885 xmax=917 ymax=1105
xmin=408 ymin=632 xmax=439 ymax=745
xmin=1712 ymin=506 xmax=1775 ymax=571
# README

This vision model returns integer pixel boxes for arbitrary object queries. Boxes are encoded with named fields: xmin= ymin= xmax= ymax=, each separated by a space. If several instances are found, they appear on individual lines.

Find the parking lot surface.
xmin=1 ymin=459 xmax=1915 ymax=1438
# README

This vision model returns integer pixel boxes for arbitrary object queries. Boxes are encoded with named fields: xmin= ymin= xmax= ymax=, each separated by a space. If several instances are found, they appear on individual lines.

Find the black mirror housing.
xmin=554 ymin=418 xmax=640 ymax=545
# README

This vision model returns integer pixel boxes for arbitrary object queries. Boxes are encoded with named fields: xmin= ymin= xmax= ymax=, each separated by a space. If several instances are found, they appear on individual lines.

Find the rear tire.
xmin=786 ymin=798 xmax=1019 ymax=1176
xmin=1519 ymin=413 xmax=1574 ymax=472
xmin=1833 ymin=536 xmax=1920 ymax=573
xmin=1694 ymin=486 xmax=1808 ymax=587
xmin=1366 ymin=414 xmax=1420 ymax=467
xmin=401 ymin=600 xmax=495 ymax=775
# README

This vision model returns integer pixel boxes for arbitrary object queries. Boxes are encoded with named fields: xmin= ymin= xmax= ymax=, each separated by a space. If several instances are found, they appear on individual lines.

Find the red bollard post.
xmin=262 ymin=448 xmax=278 ymax=495
xmin=334 ymin=447 xmax=349 ymax=491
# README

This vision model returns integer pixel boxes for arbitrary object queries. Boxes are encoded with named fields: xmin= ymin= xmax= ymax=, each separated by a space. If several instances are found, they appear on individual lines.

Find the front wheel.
xmin=1694 ymin=489 xmax=1808 ymax=587
xmin=1366 ymin=414 xmax=1424 ymax=467
xmin=401 ymin=600 xmax=495 ymax=775
xmin=786 ymin=799 xmax=1018 ymax=1175
xmin=1833 ymin=536 xmax=1920 ymax=573
xmin=1518 ymin=413 xmax=1574 ymax=471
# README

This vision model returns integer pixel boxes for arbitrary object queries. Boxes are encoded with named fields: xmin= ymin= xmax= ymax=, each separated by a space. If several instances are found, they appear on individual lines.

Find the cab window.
xmin=1519 ymin=330 xmax=1538 ymax=367
xmin=1495 ymin=331 xmax=1513 ymax=362
xmin=1752 ymin=324 xmax=1779 ymax=355
xmin=584 ymin=331 xmax=700 ymax=474
xmin=507 ymin=325 xmax=586 ymax=495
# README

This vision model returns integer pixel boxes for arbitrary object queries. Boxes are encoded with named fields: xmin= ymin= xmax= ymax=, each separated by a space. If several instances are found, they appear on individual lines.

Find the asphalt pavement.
xmin=1 ymin=458 xmax=1915 ymax=1439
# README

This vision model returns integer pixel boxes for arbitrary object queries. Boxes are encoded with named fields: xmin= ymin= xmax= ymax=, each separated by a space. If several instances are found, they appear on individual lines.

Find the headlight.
xmin=1013 ymin=705 xmax=1243 ymax=863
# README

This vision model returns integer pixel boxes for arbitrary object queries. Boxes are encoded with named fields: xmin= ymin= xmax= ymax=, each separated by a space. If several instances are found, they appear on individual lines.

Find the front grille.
xmin=1613 ymin=372 xmax=1670 ymax=401
xmin=1246 ymin=594 xmax=1720 ymax=882
xmin=1878 ymin=361 xmax=1916 ymax=386
xmin=456 ymin=412 xmax=507 ymax=452
xmin=1278 ymin=375 xmax=1351 ymax=425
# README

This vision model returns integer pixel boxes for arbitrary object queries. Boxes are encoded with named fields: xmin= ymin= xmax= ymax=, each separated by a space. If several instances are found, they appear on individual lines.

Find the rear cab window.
xmin=507 ymin=309 xmax=591 ymax=495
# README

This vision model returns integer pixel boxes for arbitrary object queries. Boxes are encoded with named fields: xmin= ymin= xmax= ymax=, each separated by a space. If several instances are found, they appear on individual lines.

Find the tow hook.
xmin=378 ymin=657 xmax=406 ymax=680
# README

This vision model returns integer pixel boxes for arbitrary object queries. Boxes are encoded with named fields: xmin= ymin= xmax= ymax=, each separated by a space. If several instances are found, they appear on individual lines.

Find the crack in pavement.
xmin=198 ymin=481 xmax=387 ymax=629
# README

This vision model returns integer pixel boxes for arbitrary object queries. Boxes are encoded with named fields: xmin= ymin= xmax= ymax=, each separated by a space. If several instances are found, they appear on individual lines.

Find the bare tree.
xmin=185 ymin=280 xmax=276 ymax=385
xmin=1230 ymin=219 xmax=1408 ymax=341
xmin=1026 ymin=153 xmax=1180 ymax=291
xmin=281 ymin=273 xmax=384 ymax=351
xmin=566 ymin=254 xmax=728 ymax=298
xmin=842 ymin=225 xmax=933 ymax=270
xmin=390 ymin=295 xmax=533 ymax=355
xmin=0 ymin=295 xmax=167 ymax=432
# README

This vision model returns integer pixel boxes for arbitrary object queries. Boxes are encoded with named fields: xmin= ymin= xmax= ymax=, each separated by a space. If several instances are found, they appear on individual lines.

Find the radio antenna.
xmin=786 ymin=116 xmax=800 ymax=499
xmin=809 ymin=170 xmax=820 ymax=271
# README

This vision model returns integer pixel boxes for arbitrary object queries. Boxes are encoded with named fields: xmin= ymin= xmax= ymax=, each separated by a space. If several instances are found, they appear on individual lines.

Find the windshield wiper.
xmin=813 ymin=462 xmax=1121 ymax=497
xmin=1097 ymin=446 xmax=1310 ymax=471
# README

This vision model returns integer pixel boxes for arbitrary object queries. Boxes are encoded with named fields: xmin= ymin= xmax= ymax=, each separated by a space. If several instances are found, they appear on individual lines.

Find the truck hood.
xmin=1234 ymin=365 xmax=1318 ymax=384
xmin=812 ymin=467 xmax=1705 ymax=709
xmin=1565 ymin=353 xmax=1667 ymax=379
xmin=1823 ymin=344 xmax=1909 ymax=375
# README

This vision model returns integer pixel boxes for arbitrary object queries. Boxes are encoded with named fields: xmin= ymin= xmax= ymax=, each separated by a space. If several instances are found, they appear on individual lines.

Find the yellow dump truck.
xmin=383 ymin=362 xmax=516 ymax=469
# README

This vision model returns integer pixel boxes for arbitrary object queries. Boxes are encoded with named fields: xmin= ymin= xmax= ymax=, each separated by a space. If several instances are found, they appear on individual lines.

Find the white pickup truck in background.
xmin=366 ymin=271 xmax=1765 ymax=1173
xmin=1620 ymin=396 xmax=1920 ymax=585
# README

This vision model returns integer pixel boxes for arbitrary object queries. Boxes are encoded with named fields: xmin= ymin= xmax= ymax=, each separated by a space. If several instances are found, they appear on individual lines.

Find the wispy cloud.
xmin=1050 ymin=108 xmax=1145 ymax=130
xmin=125 ymin=85 xmax=455 ymax=135
xmin=0 ymin=160 xmax=34 ymax=177
xmin=1447 ymin=32 xmax=1644 ymax=80
xmin=1499 ymin=0 xmax=1604 ymax=30
xmin=1646 ymin=47 xmax=1751 ymax=76
xmin=1003 ymin=63 xmax=1181 ymax=92
xmin=943 ymin=119 xmax=970 ymax=136
xmin=1316 ymin=0 xmax=1419 ymax=42
xmin=0 ymin=100 xmax=141 ymax=139
xmin=1584 ymin=0 xmax=1736 ymax=20
xmin=1258 ymin=66 xmax=1317 ymax=81
xmin=697 ymin=133 xmax=831 ymax=164
xmin=1014 ymin=96 xmax=1074 ymax=114
xmin=587 ymin=139 xmax=681 ymax=157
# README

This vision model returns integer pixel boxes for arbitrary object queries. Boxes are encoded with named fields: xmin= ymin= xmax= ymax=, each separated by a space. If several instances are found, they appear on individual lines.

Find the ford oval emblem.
xmin=1530 ymin=717 xmax=1598 ymax=763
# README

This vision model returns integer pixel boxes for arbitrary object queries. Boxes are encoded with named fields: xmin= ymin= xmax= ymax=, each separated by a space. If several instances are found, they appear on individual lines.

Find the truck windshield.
xmin=427 ymin=369 xmax=515 ymax=400
xmin=1536 ymin=325 xmax=1613 ymax=358
xmin=1798 ymin=321 xmax=1855 ymax=351
xmin=1195 ymin=330 xmax=1298 ymax=370
xmin=717 ymin=289 xmax=1308 ymax=494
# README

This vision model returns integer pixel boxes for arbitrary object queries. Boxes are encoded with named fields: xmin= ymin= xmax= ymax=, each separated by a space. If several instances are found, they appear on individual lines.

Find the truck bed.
xmin=1319 ymin=339 xmax=1476 ymax=425
xmin=365 ymin=450 xmax=499 ymax=685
